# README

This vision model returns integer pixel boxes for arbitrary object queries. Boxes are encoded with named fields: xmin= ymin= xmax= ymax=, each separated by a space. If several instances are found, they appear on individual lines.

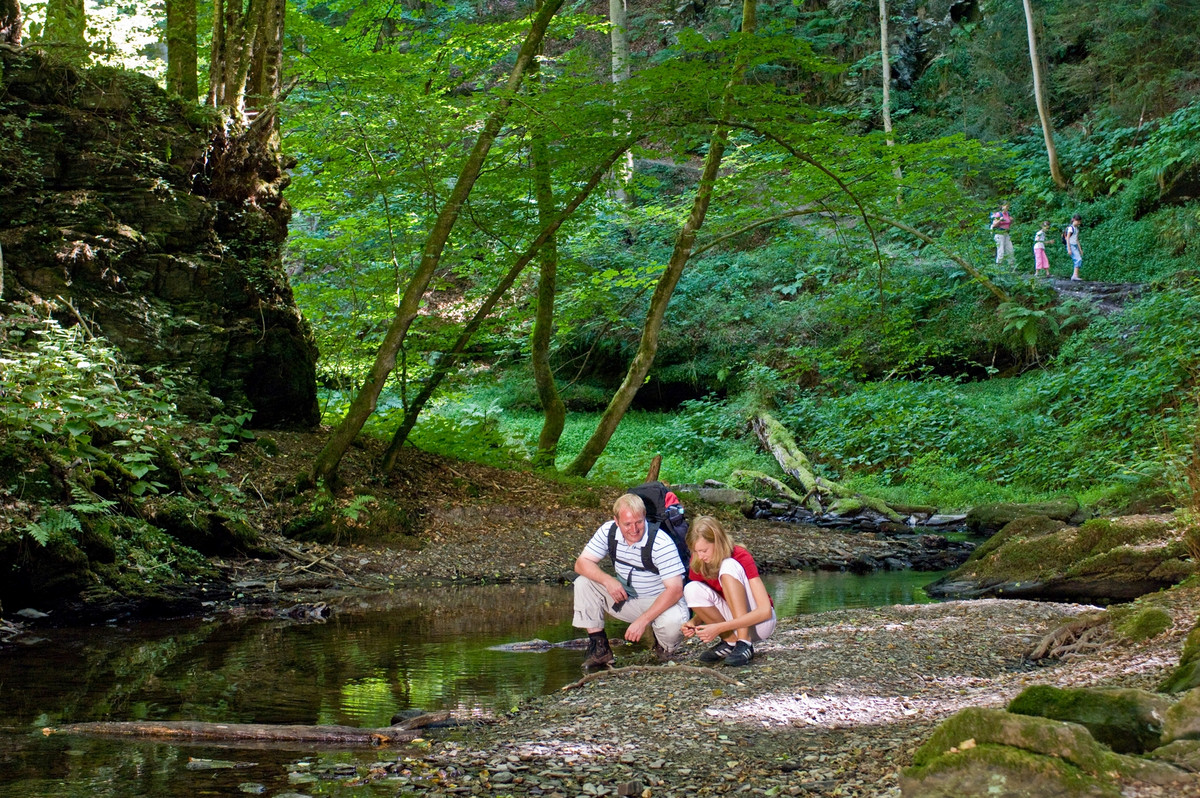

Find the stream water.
xmin=0 ymin=569 xmax=945 ymax=797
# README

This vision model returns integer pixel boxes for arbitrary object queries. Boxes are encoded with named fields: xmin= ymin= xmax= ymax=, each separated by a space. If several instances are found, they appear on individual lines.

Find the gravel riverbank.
xmin=354 ymin=590 xmax=1199 ymax=798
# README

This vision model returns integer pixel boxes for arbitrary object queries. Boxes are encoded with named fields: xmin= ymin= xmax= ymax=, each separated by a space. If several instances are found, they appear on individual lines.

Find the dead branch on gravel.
xmin=1027 ymin=612 xmax=1109 ymax=661
xmin=44 ymin=711 xmax=451 ymax=748
xmin=561 ymin=665 xmax=743 ymax=691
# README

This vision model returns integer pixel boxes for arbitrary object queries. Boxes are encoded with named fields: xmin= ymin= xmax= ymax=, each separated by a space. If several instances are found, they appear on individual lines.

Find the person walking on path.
xmin=1064 ymin=214 xmax=1083 ymax=281
xmin=681 ymin=516 xmax=776 ymax=666
xmin=991 ymin=202 xmax=1015 ymax=268
xmin=1033 ymin=220 xmax=1051 ymax=276
xmin=573 ymin=493 xmax=688 ymax=669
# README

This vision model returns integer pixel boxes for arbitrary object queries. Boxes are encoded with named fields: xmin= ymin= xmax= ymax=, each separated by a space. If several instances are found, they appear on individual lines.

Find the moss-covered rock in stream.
xmin=0 ymin=48 xmax=317 ymax=428
xmin=965 ymin=497 xmax=1082 ymax=534
xmin=900 ymin=706 xmax=1193 ymax=798
xmin=1007 ymin=685 xmax=1173 ymax=754
xmin=926 ymin=516 xmax=1192 ymax=602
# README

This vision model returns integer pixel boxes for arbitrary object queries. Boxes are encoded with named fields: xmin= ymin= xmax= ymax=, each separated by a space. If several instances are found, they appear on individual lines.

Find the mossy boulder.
xmin=903 ymin=706 xmax=1192 ymax=798
xmin=1007 ymin=685 xmax=1173 ymax=754
xmin=926 ymin=516 xmax=1192 ymax=602
xmin=1160 ymin=623 xmax=1200 ymax=694
xmin=901 ymin=743 xmax=1120 ymax=798
xmin=966 ymin=497 xmax=1081 ymax=534
xmin=0 ymin=47 xmax=318 ymax=427
xmin=1162 ymin=688 xmax=1200 ymax=745
xmin=912 ymin=707 xmax=1110 ymax=773
xmin=0 ymin=529 xmax=94 ymax=608
xmin=1149 ymin=739 xmax=1200 ymax=772
xmin=1109 ymin=603 xmax=1174 ymax=643
xmin=150 ymin=497 xmax=262 ymax=555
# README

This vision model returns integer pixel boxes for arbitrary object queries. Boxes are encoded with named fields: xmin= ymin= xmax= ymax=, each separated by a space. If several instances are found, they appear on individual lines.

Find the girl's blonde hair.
xmin=687 ymin=515 xmax=734 ymax=580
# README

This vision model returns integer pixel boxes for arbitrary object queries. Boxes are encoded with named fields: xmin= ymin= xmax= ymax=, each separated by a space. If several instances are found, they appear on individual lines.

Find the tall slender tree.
xmin=0 ymin=0 xmax=21 ymax=44
xmin=529 ymin=20 xmax=567 ymax=468
xmin=608 ymin=0 xmax=634 ymax=202
xmin=563 ymin=0 xmax=758 ymax=477
xmin=1022 ymin=0 xmax=1066 ymax=188
xmin=878 ymin=0 xmax=902 ymax=189
xmin=378 ymin=141 xmax=634 ymax=472
xmin=311 ymin=0 xmax=568 ymax=486
xmin=165 ymin=0 xmax=199 ymax=102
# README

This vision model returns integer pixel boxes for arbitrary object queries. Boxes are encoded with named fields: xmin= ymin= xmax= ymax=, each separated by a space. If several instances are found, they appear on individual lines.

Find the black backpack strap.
xmin=641 ymin=523 xmax=660 ymax=574
xmin=606 ymin=520 xmax=661 ymax=575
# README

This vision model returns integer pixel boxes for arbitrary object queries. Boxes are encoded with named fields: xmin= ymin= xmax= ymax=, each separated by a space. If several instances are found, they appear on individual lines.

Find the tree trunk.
xmin=311 ymin=0 xmax=566 ymax=487
xmin=43 ymin=0 xmax=84 ymax=49
xmin=530 ymin=125 xmax=567 ymax=468
xmin=1022 ymin=0 xmax=1066 ymax=188
xmin=608 ymin=0 xmax=634 ymax=202
xmin=878 ymin=0 xmax=903 ymax=190
xmin=379 ymin=140 xmax=633 ymax=472
xmin=865 ymin=212 xmax=1010 ymax=303
xmin=563 ymin=0 xmax=757 ymax=478
xmin=0 ymin=0 xmax=22 ymax=45
xmin=247 ymin=0 xmax=285 ymax=112
xmin=751 ymin=411 xmax=903 ymax=521
xmin=46 ymin=711 xmax=449 ymax=748
xmin=166 ymin=0 xmax=199 ymax=102
xmin=208 ymin=0 xmax=283 ymax=117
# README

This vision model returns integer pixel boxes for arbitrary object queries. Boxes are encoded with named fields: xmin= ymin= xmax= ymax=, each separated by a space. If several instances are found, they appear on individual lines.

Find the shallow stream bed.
xmin=0 ymin=569 xmax=945 ymax=797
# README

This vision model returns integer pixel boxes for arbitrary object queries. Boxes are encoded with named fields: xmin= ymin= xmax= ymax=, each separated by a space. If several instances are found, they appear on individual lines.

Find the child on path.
xmin=681 ymin=516 xmax=776 ymax=666
xmin=1034 ymin=221 xmax=1050 ymax=276
xmin=1064 ymin=214 xmax=1083 ymax=281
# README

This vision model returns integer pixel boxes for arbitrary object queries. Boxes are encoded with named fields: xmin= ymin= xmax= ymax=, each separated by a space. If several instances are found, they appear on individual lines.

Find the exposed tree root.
xmin=44 ymin=711 xmax=450 ymax=747
xmin=1027 ymin=612 xmax=1110 ymax=661
xmin=561 ymin=664 xmax=743 ymax=691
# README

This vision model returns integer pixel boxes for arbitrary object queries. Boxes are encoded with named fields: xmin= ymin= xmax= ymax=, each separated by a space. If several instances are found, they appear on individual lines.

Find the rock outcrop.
xmin=926 ymin=515 xmax=1192 ymax=602
xmin=0 ymin=48 xmax=318 ymax=427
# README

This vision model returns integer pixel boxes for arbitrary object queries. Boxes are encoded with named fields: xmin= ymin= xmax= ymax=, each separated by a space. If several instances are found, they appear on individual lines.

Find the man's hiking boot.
xmin=583 ymin=633 xmax=614 ymax=669
xmin=724 ymin=640 xmax=754 ymax=666
xmin=652 ymin=643 xmax=677 ymax=663
xmin=698 ymin=640 xmax=735 ymax=663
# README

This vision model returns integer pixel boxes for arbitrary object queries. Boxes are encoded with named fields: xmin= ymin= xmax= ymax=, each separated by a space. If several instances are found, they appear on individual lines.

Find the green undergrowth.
xmin=0 ymin=303 xmax=267 ymax=607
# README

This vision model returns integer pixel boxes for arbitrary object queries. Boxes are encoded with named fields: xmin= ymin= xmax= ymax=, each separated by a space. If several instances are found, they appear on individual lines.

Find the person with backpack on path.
xmin=681 ymin=516 xmax=776 ymax=666
xmin=573 ymin=493 xmax=689 ymax=668
xmin=991 ymin=202 xmax=1015 ymax=269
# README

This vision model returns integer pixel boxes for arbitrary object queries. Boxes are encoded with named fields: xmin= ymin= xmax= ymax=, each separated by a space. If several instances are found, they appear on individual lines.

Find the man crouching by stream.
xmin=573 ymin=493 xmax=689 ymax=668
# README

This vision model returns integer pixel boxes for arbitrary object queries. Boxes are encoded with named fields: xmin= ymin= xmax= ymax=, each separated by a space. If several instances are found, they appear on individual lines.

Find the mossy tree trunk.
xmin=311 ymin=0 xmax=567 ymax=487
xmin=165 ymin=0 xmax=198 ymax=102
xmin=208 ymin=0 xmax=285 ymax=118
xmin=563 ymin=0 xmax=758 ymax=478
xmin=751 ymin=410 xmax=903 ymax=521
xmin=0 ymin=0 xmax=21 ymax=45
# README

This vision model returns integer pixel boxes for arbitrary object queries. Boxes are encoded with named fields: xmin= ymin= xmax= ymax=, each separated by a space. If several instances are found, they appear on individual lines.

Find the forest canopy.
xmin=4 ymin=0 xmax=1200 ymax=512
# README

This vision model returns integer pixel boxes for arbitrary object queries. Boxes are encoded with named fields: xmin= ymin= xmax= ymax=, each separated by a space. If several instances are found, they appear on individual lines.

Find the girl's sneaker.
xmin=724 ymin=640 xmax=754 ymax=666
xmin=698 ymin=640 xmax=735 ymax=663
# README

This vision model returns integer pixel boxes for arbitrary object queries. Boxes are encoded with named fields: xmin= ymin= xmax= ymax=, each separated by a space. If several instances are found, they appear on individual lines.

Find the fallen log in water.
xmin=44 ymin=710 xmax=450 ymax=747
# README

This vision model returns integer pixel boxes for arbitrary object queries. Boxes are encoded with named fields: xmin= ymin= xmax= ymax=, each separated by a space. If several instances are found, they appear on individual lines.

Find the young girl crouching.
xmin=681 ymin=516 xmax=776 ymax=666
